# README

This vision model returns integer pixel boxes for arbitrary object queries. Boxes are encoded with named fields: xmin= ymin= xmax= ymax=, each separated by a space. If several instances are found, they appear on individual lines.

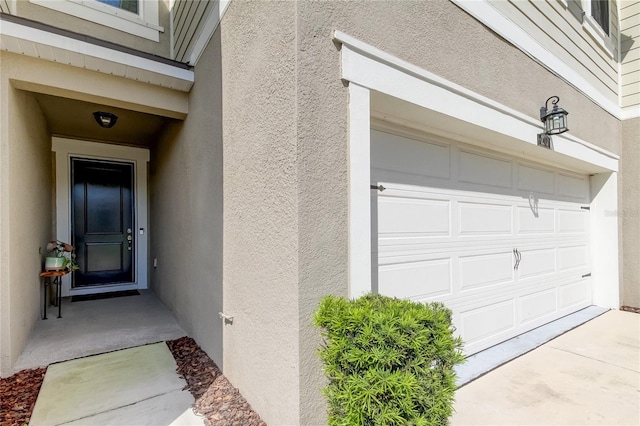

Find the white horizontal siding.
xmin=171 ymin=0 xmax=215 ymax=63
xmin=621 ymin=0 xmax=640 ymax=109
xmin=487 ymin=0 xmax=619 ymax=104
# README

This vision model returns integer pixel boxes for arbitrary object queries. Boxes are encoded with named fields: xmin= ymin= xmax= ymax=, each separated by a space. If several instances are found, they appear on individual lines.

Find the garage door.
xmin=371 ymin=129 xmax=592 ymax=355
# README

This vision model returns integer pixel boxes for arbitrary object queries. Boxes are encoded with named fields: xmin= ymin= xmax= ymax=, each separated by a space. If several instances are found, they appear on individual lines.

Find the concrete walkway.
xmin=29 ymin=343 xmax=204 ymax=426
xmin=452 ymin=310 xmax=640 ymax=425
xmin=15 ymin=290 xmax=186 ymax=373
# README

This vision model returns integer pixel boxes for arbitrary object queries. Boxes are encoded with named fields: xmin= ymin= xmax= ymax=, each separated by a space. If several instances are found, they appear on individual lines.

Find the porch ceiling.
xmin=35 ymin=92 xmax=173 ymax=147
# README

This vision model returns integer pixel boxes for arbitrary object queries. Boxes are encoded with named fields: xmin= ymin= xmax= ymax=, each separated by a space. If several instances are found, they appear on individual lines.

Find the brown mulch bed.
xmin=621 ymin=305 xmax=640 ymax=314
xmin=0 ymin=367 xmax=47 ymax=426
xmin=166 ymin=337 xmax=267 ymax=426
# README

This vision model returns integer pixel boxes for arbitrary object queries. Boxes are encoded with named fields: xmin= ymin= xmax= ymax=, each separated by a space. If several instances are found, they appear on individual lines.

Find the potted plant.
xmin=45 ymin=240 xmax=79 ymax=272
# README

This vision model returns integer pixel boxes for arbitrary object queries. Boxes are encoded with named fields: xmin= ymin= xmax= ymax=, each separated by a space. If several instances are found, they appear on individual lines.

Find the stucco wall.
xmin=621 ymin=117 xmax=640 ymax=309
xmin=293 ymin=0 xmax=622 ymax=423
xmin=0 ymin=53 xmax=52 ymax=375
xmin=12 ymin=0 xmax=171 ymax=58
xmin=220 ymin=1 xmax=300 ymax=424
xmin=0 ymin=53 xmax=10 ymax=375
xmin=296 ymin=0 xmax=621 ymax=152
xmin=149 ymin=28 xmax=224 ymax=365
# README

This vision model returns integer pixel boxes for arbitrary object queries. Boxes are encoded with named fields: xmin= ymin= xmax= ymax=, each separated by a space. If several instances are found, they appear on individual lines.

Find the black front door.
xmin=71 ymin=158 xmax=134 ymax=287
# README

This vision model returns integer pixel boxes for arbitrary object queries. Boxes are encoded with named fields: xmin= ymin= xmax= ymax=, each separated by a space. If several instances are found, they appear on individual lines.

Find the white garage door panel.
xmin=518 ymin=165 xmax=555 ymax=194
xmin=559 ymin=279 xmax=590 ymax=309
xmin=459 ymin=251 xmax=513 ymax=291
xmin=517 ymin=206 xmax=555 ymax=234
xmin=558 ymin=173 xmax=590 ymax=200
xmin=558 ymin=245 xmax=589 ymax=271
xmin=517 ymin=248 xmax=556 ymax=279
xmin=459 ymin=150 xmax=513 ymax=189
xmin=558 ymin=209 xmax=589 ymax=234
xmin=460 ymin=299 xmax=515 ymax=344
xmin=372 ymin=129 xmax=592 ymax=355
xmin=519 ymin=289 xmax=557 ymax=325
xmin=371 ymin=131 xmax=450 ymax=179
xmin=378 ymin=259 xmax=452 ymax=300
xmin=378 ymin=196 xmax=450 ymax=237
xmin=458 ymin=202 xmax=512 ymax=236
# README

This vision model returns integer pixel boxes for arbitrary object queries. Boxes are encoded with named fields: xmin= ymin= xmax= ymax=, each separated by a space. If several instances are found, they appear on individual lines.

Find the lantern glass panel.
xmin=545 ymin=112 xmax=568 ymax=135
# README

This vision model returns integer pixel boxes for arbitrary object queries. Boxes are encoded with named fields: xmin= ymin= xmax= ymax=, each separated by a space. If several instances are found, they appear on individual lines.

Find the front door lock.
xmin=127 ymin=235 xmax=133 ymax=251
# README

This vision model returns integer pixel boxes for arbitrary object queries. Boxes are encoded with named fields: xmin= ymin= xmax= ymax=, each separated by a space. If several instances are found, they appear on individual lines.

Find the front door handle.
xmin=127 ymin=235 xmax=132 ymax=251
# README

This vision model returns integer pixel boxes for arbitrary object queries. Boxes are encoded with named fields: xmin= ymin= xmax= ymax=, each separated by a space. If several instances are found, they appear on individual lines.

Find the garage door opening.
xmin=371 ymin=128 xmax=593 ymax=355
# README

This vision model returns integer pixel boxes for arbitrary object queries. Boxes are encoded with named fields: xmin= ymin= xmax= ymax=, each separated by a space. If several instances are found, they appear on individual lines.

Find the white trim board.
xmin=336 ymin=30 xmax=620 ymax=308
xmin=334 ymin=30 xmax=619 ymax=172
xmin=348 ymin=83 xmax=371 ymax=298
xmin=0 ymin=20 xmax=194 ymax=92
xmin=622 ymin=106 xmax=640 ymax=120
xmin=450 ymin=0 xmax=621 ymax=120
xmin=52 ymin=137 xmax=150 ymax=296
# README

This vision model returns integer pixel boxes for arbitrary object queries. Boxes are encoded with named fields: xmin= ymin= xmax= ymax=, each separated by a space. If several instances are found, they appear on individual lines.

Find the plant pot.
xmin=45 ymin=257 xmax=65 ymax=271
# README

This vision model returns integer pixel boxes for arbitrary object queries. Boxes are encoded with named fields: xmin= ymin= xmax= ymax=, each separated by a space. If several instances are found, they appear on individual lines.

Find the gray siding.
xmin=621 ymin=1 xmax=640 ymax=109
xmin=488 ymin=0 xmax=619 ymax=105
xmin=171 ymin=0 xmax=216 ymax=63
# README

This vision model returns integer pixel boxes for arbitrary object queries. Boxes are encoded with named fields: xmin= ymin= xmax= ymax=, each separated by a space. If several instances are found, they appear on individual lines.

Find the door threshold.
xmin=455 ymin=305 xmax=609 ymax=387
xmin=71 ymin=290 xmax=140 ymax=302
xmin=69 ymin=283 xmax=138 ymax=296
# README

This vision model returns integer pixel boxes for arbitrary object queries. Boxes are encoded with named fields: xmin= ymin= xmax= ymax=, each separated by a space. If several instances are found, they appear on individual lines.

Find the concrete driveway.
xmin=452 ymin=310 xmax=640 ymax=425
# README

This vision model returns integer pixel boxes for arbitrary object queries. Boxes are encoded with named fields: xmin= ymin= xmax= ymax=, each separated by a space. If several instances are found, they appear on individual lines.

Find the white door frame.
xmin=335 ymin=30 xmax=621 ymax=308
xmin=52 ymin=137 xmax=150 ymax=296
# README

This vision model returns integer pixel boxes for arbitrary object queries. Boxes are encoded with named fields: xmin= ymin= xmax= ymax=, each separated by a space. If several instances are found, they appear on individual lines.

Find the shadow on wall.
xmin=148 ymin=25 xmax=224 ymax=369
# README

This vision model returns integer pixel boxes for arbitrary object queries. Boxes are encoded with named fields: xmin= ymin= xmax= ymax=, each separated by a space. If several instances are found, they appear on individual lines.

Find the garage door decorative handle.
xmin=513 ymin=248 xmax=521 ymax=271
xmin=370 ymin=184 xmax=386 ymax=192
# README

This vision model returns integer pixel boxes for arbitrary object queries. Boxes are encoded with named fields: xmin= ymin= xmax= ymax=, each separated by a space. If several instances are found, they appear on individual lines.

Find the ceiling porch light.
xmin=93 ymin=111 xmax=118 ymax=128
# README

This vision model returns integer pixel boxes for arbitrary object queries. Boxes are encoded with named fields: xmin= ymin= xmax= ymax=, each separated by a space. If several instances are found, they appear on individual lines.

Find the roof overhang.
xmin=0 ymin=13 xmax=194 ymax=92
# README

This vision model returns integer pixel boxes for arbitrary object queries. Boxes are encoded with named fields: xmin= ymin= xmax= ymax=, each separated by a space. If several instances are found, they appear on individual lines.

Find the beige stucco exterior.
xmin=0 ymin=48 xmax=189 ymax=376
xmin=149 ymin=26 xmax=224 ymax=368
xmin=295 ymin=1 xmax=622 ymax=423
xmin=220 ymin=2 xmax=301 ymax=423
xmin=621 ymin=117 xmax=640 ymax=309
xmin=211 ymin=1 xmax=624 ymax=424
xmin=0 ymin=1 xmax=637 ymax=425
xmin=0 ymin=52 xmax=52 ymax=374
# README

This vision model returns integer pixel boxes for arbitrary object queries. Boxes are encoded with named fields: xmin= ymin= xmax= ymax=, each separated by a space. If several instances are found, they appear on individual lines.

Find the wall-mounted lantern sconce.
xmin=93 ymin=111 xmax=118 ymax=128
xmin=537 ymin=96 xmax=568 ymax=149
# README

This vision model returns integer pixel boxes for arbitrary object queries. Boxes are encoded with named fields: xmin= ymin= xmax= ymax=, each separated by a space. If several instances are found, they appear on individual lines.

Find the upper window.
xmin=591 ymin=0 xmax=609 ymax=35
xmin=95 ymin=0 xmax=139 ymax=15
xmin=29 ymin=0 xmax=162 ymax=41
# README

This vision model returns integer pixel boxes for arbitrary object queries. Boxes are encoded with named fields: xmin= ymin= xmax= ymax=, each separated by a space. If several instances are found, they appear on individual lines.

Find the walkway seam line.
xmin=548 ymin=346 xmax=640 ymax=373
xmin=53 ymin=387 xmax=189 ymax=425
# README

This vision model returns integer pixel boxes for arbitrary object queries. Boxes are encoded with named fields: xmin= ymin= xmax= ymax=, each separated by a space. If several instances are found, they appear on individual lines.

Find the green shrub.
xmin=314 ymin=294 xmax=465 ymax=426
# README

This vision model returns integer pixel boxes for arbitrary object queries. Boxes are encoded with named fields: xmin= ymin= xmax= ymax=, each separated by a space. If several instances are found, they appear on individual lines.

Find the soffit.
xmin=0 ymin=14 xmax=194 ymax=92
xmin=35 ymin=92 xmax=172 ymax=147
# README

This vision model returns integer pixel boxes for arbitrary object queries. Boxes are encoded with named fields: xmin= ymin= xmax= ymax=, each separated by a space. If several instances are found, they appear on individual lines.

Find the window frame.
xmin=590 ymin=0 xmax=610 ymax=35
xmin=95 ymin=0 xmax=139 ymax=15
xmin=581 ymin=0 xmax=615 ymax=59
xmin=29 ymin=0 xmax=163 ymax=41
